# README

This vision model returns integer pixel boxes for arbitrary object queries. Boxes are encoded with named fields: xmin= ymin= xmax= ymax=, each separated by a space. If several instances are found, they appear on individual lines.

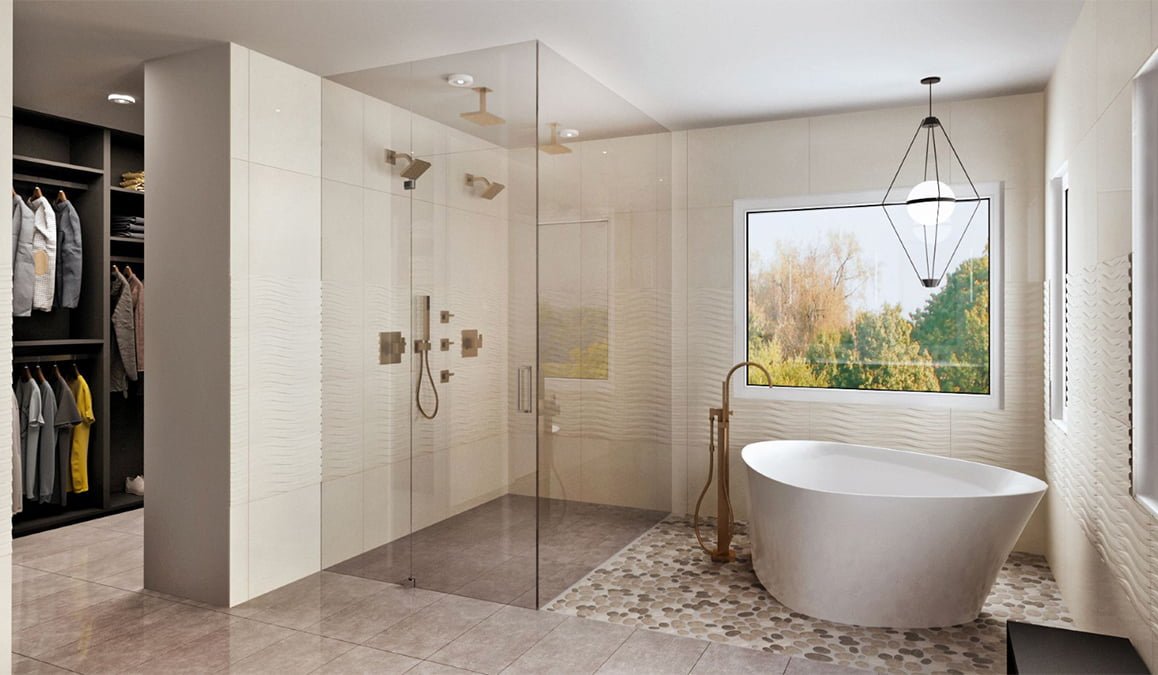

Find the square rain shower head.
xmin=461 ymin=87 xmax=506 ymax=126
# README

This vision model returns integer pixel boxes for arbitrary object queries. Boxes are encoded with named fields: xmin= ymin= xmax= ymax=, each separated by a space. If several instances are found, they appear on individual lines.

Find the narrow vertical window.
xmin=1048 ymin=171 xmax=1069 ymax=425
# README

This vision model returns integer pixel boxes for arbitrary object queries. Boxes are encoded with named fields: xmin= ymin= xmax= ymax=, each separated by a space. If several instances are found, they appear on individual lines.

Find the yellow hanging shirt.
xmin=69 ymin=374 xmax=95 ymax=493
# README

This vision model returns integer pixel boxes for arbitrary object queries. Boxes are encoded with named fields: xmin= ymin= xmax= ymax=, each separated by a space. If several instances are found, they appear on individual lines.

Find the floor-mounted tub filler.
xmin=741 ymin=440 xmax=1047 ymax=628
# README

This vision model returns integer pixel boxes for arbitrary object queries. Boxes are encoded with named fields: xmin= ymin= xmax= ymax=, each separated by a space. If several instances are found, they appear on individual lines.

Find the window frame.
xmin=732 ymin=184 xmax=1004 ymax=410
xmin=1047 ymin=168 xmax=1069 ymax=428
xmin=1132 ymin=55 xmax=1158 ymax=517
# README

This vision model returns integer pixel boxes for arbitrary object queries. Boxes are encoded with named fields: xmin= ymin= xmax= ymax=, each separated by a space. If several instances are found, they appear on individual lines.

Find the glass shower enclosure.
xmin=321 ymin=41 xmax=670 ymax=609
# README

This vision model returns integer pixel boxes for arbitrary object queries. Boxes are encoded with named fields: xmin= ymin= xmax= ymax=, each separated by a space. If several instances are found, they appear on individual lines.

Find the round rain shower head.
xmin=447 ymin=73 xmax=474 ymax=88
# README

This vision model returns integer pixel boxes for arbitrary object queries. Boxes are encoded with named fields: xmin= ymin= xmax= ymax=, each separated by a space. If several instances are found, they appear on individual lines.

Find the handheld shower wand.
xmin=693 ymin=361 xmax=773 ymax=562
xmin=414 ymin=295 xmax=439 ymax=419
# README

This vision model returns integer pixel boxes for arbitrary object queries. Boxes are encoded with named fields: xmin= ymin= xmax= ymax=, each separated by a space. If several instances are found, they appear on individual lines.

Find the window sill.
xmin=1135 ymin=493 xmax=1158 ymax=520
xmin=733 ymin=382 xmax=1002 ymax=411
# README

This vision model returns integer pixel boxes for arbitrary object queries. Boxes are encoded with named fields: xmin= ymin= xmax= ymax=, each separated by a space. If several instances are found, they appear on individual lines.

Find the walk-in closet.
xmin=11 ymin=109 xmax=144 ymax=536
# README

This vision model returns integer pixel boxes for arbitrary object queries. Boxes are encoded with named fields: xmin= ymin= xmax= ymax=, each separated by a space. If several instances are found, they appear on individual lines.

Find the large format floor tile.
xmin=9 ymin=505 xmax=888 ymax=675
xmin=328 ymin=494 xmax=667 ymax=607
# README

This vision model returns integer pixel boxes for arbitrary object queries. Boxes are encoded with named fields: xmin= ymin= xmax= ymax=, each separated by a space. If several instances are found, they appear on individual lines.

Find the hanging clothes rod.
xmin=13 ymin=353 xmax=96 ymax=364
xmin=111 ymin=256 xmax=144 ymax=265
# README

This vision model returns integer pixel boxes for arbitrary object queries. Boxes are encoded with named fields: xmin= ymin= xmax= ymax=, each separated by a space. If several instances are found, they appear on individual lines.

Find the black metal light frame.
xmin=881 ymin=76 xmax=982 ymax=288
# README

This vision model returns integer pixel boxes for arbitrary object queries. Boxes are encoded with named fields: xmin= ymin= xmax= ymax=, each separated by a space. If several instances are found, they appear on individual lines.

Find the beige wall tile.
xmin=1097 ymin=189 xmax=1132 ymax=261
xmin=810 ymin=105 xmax=936 ymax=195
xmin=686 ymin=207 xmax=732 ymax=289
xmin=949 ymin=93 xmax=1044 ymax=192
xmin=1096 ymin=0 xmax=1152 ymax=116
xmin=687 ymin=118 xmax=809 ymax=208
xmin=1097 ymin=83 xmax=1134 ymax=193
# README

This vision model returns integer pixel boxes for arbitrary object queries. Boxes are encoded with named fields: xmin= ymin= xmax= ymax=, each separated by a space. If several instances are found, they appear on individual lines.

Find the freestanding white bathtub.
xmin=741 ymin=440 xmax=1047 ymax=628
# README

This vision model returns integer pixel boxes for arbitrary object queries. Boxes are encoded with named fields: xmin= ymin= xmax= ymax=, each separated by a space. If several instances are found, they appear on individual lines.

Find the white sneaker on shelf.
xmin=126 ymin=475 xmax=145 ymax=496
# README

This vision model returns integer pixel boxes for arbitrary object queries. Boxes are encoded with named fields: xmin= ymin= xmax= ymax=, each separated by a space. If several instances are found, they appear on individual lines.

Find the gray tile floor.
xmin=327 ymin=494 xmax=669 ymax=609
xmin=10 ymin=507 xmax=869 ymax=674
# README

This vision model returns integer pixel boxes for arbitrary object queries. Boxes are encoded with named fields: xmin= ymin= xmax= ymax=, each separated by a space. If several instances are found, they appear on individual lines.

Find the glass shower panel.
xmin=535 ymin=44 xmax=673 ymax=608
xmin=324 ymin=42 xmax=540 ymax=605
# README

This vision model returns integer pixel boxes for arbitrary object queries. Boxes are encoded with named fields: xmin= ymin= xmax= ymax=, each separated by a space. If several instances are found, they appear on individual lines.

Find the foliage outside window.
xmin=737 ymin=190 xmax=1001 ymax=408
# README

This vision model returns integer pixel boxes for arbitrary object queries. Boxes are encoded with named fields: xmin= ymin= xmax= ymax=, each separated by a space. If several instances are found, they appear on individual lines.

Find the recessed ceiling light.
xmin=107 ymin=93 xmax=136 ymax=105
xmin=447 ymin=73 xmax=474 ymax=88
xmin=558 ymin=128 xmax=579 ymax=139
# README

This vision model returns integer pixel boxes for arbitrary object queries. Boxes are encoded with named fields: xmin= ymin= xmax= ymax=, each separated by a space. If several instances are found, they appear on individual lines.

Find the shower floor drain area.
xmin=545 ymin=517 xmax=1073 ymax=674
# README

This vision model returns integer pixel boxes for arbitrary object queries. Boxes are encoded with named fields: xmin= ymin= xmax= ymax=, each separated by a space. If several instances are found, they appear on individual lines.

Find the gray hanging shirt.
xmin=53 ymin=199 xmax=83 ymax=309
xmin=35 ymin=378 xmax=57 ymax=503
xmin=110 ymin=267 xmax=139 ymax=394
xmin=14 ymin=380 xmax=39 ymax=502
xmin=51 ymin=374 xmax=81 ymax=505
xmin=12 ymin=195 xmax=35 ymax=316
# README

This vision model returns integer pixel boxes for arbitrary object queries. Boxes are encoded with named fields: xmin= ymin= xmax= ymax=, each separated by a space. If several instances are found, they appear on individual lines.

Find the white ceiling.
xmin=13 ymin=0 xmax=1083 ymax=134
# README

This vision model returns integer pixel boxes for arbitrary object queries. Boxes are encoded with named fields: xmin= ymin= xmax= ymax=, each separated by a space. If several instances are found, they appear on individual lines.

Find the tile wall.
xmin=670 ymin=92 xmax=1049 ymax=553
xmin=1044 ymin=1 xmax=1158 ymax=669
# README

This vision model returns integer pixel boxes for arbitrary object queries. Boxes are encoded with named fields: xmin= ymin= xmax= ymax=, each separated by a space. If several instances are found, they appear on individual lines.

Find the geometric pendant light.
xmin=881 ymin=76 xmax=982 ymax=288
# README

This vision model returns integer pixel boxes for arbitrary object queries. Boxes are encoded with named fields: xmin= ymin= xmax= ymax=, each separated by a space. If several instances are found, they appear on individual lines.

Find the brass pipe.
xmin=693 ymin=361 xmax=773 ymax=562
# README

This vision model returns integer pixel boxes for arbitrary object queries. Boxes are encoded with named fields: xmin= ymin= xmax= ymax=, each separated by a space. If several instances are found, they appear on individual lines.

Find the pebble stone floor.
xmin=546 ymin=517 xmax=1075 ymax=674
xmin=10 ymin=508 xmax=869 ymax=674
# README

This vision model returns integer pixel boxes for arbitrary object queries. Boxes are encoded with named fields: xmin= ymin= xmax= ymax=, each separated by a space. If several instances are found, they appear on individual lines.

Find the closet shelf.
xmin=13 ymin=155 xmax=104 ymax=189
xmin=110 ymin=236 xmax=144 ymax=244
xmin=12 ymin=173 xmax=91 ymax=192
xmin=14 ymin=338 xmax=104 ymax=350
xmin=110 ymin=186 xmax=144 ymax=196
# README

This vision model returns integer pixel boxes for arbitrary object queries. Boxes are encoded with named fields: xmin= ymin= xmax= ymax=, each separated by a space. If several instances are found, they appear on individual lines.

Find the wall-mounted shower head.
xmin=460 ymin=87 xmax=506 ymax=127
xmin=465 ymin=173 xmax=505 ymax=200
xmin=385 ymin=149 xmax=432 ymax=182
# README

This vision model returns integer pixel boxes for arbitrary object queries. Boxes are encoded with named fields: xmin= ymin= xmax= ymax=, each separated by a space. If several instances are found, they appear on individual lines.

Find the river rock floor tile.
xmin=545 ymin=517 xmax=1072 ymax=674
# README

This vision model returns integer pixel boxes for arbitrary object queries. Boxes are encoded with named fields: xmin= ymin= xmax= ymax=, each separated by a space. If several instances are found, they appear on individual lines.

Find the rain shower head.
xmin=402 ymin=158 xmax=432 ymax=180
xmin=540 ymin=122 xmax=573 ymax=155
xmin=465 ymin=173 xmax=505 ymax=200
xmin=385 ymin=149 xmax=432 ymax=181
xmin=460 ymin=87 xmax=505 ymax=127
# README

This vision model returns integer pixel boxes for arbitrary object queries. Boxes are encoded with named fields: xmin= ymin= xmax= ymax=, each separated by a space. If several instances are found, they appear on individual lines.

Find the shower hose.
xmin=693 ymin=412 xmax=732 ymax=555
xmin=415 ymin=345 xmax=439 ymax=419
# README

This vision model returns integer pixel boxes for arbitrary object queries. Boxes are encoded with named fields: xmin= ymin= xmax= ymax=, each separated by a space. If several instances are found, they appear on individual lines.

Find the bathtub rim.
xmin=740 ymin=439 xmax=1048 ymax=501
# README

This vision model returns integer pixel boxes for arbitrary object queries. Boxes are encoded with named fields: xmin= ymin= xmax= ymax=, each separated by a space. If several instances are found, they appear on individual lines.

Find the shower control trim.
xmin=378 ymin=331 xmax=406 ymax=365
xmin=440 ymin=370 xmax=455 ymax=383
xmin=440 ymin=338 xmax=455 ymax=352
xmin=461 ymin=329 xmax=483 ymax=357
xmin=440 ymin=310 xmax=454 ymax=324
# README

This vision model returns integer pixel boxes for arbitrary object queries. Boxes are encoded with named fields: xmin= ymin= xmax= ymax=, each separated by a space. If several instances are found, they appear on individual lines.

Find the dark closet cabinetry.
xmin=12 ymin=109 xmax=144 ymax=536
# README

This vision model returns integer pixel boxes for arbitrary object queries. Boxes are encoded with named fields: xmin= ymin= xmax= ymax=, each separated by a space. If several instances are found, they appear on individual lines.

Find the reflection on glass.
xmin=539 ymin=219 xmax=609 ymax=380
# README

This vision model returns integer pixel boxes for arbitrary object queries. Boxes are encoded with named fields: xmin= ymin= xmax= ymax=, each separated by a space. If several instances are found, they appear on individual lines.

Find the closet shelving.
xmin=11 ymin=109 xmax=144 ymax=536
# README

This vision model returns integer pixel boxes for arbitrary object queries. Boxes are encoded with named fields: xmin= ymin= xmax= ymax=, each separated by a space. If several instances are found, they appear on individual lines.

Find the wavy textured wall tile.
xmin=1045 ymin=255 xmax=1156 ymax=646
xmin=681 ymin=279 xmax=1046 ymax=535
xmin=231 ymin=274 xmax=250 ymax=507
xmin=321 ymin=282 xmax=365 ymax=480
xmin=248 ymin=274 xmax=322 ymax=502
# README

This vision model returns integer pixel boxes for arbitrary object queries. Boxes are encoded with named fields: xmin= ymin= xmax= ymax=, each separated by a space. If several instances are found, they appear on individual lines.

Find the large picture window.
xmin=733 ymin=186 xmax=1003 ymax=410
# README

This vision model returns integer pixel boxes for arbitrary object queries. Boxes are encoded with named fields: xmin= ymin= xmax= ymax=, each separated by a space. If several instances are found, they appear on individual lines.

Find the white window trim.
xmin=1132 ymin=54 xmax=1158 ymax=518
xmin=1047 ymin=167 xmax=1069 ymax=429
xmin=732 ymin=184 xmax=1004 ymax=411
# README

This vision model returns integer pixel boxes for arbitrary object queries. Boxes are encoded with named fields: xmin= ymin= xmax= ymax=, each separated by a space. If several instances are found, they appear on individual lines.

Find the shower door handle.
xmin=518 ymin=365 xmax=534 ymax=413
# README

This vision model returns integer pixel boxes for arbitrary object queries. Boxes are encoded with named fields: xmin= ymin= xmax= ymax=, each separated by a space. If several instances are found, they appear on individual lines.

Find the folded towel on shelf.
xmin=119 ymin=171 xmax=145 ymax=192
